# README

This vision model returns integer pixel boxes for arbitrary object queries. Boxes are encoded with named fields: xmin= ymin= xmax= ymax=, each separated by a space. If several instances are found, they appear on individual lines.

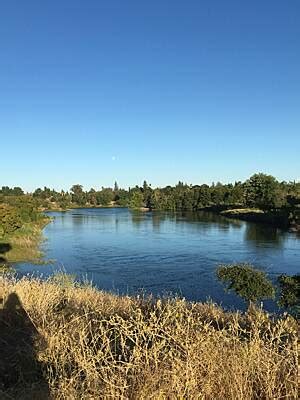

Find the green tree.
xmin=197 ymin=184 xmax=211 ymax=207
xmin=95 ymin=188 xmax=114 ymax=206
xmin=114 ymin=181 xmax=119 ymax=192
xmin=244 ymin=173 xmax=282 ymax=210
xmin=216 ymin=263 xmax=275 ymax=305
xmin=70 ymin=184 xmax=86 ymax=206
xmin=0 ymin=204 xmax=22 ymax=236
xmin=87 ymin=188 xmax=97 ymax=206
xmin=115 ymin=189 xmax=129 ymax=206
xmin=129 ymin=188 xmax=144 ymax=209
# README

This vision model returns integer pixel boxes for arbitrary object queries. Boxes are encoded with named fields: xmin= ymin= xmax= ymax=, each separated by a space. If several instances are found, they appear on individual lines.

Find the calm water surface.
xmin=17 ymin=208 xmax=300 ymax=310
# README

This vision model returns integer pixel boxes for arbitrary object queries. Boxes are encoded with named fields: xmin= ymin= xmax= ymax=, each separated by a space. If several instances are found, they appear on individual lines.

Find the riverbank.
xmin=0 ymin=274 xmax=298 ymax=399
xmin=199 ymin=204 xmax=300 ymax=232
xmin=42 ymin=201 xmax=125 ymax=212
xmin=219 ymin=207 xmax=300 ymax=232
xmin=43 ymin=202 xmax=300 ymax=232
xmin=0 ymin=217 xmax=50 ymax=264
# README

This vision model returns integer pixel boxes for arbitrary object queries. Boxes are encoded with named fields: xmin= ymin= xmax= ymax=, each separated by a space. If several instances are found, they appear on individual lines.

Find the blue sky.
xmin=1 ymin=1 xmax=299 ymax=191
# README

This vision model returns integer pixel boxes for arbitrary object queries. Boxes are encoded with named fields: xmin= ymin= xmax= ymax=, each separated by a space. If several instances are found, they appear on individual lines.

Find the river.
xmin=16 ymin=208 xmax=300 ymax=311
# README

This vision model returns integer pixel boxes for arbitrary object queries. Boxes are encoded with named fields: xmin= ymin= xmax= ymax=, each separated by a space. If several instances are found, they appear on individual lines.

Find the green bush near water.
xmin=217 ymin=263 xmax=275 ymax=305
xmin=0 ymin=204 xmax=22 ymax=237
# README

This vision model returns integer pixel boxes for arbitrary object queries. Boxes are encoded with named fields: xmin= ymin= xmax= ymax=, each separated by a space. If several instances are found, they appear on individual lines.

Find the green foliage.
xmin=1 ymin=173 xmax=299 ymax=217
xmin=1 ymin=186 xmax=24 ymax=196
xmin=0 ymin=204 xmax=22 ymax=236
xmin=217 ymin=263 xmax=275 ymax=304
xmin=4 ymin=196 xmax=44 ymax=223
xmin=0 ymin=194 xmax=48 ymax=239
xmin=129 ymin=188 xmax=144 ymax=209
xmin=71 ymin=184 xmax=86 ymax=206
xmin=277 ymin=274 xmax=300 ymax=316
xmin=95 ymin=188 xmax=114 ymax=206
xmin=244 ymin=173 xmax=283 ymax=211
xmin=116 ymin=189 xmax=130 ymax=207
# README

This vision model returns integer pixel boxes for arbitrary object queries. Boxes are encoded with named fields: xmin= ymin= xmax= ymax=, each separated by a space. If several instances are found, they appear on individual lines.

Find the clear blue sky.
xmin=1 ymin=1 xmax=299 ymax=191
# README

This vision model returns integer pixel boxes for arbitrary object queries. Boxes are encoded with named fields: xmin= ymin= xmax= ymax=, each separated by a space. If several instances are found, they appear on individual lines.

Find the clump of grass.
xmin=0 ymin=275 xmax=298 ymax=399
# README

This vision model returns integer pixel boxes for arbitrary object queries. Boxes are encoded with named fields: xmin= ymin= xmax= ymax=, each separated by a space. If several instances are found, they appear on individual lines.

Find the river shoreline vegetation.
xmin=0 ymin=197 xmax=50 ymax=265
xmin=1 ymin=172 xmax=300 ymax=231
xmin=1 ymin=174 xmax=299 ymax=398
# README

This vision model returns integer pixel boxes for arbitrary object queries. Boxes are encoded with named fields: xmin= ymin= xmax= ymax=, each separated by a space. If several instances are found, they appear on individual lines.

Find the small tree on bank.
xmin=216 ymin=263 xmax=275 ymax=307
xmin=277 ymin=274 xmax=300 ymax=317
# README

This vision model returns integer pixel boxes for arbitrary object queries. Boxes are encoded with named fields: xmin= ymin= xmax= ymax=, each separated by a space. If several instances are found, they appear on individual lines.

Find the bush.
xmin=0 ymin=276 xmax=298 ymax=399
xmin=217 ymin=263 xmax=275 ymax=304
xmin=278 ymin=274 xmax=300 ymax=317
xmin=0 ymin=204 xmax=22 ymax=236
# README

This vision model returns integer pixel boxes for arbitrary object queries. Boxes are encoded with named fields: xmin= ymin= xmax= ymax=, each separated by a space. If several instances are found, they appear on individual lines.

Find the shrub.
xmin=217 ymin=263 xmax=275 ymax=305
xmin=0 ymin=204 xmax=22 ymax=236
xmin=278 ymin=274 xmax=300 ymax=317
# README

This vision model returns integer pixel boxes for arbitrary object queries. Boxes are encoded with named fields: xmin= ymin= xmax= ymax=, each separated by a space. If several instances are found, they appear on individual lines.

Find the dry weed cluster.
xmin=0 ymin=274 xmax=298 ymax=399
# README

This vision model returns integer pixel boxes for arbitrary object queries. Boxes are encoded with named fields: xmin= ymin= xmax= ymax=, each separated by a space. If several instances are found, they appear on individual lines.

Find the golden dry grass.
xmin=0 ymin=274 xmax=298 ymax=399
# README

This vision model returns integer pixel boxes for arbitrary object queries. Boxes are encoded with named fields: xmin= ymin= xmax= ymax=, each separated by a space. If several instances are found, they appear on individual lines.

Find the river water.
xmin=16 ymin=208 xmax=300 ymax=310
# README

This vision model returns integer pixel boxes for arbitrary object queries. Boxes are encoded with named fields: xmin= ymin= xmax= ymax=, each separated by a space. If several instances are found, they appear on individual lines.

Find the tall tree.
xmin=244 ymin=173 xmax=282 ymax=210
xmin=70 ymin=185 xmax=86 ymax=206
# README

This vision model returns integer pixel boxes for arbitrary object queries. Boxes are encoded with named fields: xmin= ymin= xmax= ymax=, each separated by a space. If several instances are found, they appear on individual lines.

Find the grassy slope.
xmin=0 ymin=275 xmax=298 ymax=399
xmin=0 ymin=218 xmax=49 ymax=264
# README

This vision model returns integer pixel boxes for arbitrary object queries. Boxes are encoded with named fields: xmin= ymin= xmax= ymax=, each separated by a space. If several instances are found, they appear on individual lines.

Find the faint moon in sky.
xmin=112 ymin=156 xmax=116 ymax=161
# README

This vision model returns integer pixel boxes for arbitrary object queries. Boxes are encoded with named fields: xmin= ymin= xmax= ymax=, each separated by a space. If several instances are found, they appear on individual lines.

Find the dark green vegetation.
xmin=217 ymin=264 xmax=300 ymax=317
xmin=278 ymin=274 xmax=300 ymax=316
xmin=1 ymin=173 xmax=300 ymax=229
xmin=0 ymin=195 xmax=49 ymax=264
xmin=217 ymin=263 xmax=275 ymax=305
xmin=0 ymin=172 xmax=299 ymax=264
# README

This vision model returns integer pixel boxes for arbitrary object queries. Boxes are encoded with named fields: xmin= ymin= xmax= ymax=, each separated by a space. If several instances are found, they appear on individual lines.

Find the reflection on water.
xmin=244 ymin=223 xmax=284 ymax=248
xmin=16 ymin=208 xmax=300 ymax=311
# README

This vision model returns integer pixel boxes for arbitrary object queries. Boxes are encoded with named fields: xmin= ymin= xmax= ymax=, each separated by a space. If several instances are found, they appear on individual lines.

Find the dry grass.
xmin=221 ymin=208 xmax=264 ymax=216
xmin=0 ymin=274 xmax=298 ymax=399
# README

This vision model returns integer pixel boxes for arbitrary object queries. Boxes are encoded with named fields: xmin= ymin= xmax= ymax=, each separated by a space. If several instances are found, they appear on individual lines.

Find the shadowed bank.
xmin=0 ymin=293 xmax=50 ymax=399
xmin=0 ymin=243 xmax=11 ymax=266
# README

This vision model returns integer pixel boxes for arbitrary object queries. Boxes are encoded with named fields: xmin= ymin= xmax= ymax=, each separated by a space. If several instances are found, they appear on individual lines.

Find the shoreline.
xmin=0 ymin=217 xmax=51 ymax=265
xmin=45 ymin=205 xmax=299 ymax=233
xmin=219 ymin=208 xmax=300 ymax=233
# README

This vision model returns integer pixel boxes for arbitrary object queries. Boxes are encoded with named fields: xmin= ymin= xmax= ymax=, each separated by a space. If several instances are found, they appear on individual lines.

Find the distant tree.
xmin=0 ymin=186 xmax=24 ymax=196
xmin=33 ymin=188 xmax=43 ymax=198
xmin=244 ymin=173 xmax=283 ymax=210
xmin=129 ymin=189 xmax=144 ymax=209
xmin=141 ymin=181 xmax=154 ymax=209
xmin=114 ymin=181 xmax=119 ymax=192
xmin=211 ymin=182 xmax=226 ymax=205
xmin=12 ymin=187 xmax=24 ymax=196
xmin=96 ymin=188 xmax=114 ymax=206
xmin=197 ymin=184 xmax=211 ymax=207
xmin=115 ymin=189 xmax=129 ymax=206
xmin=71 ymin=184 xmax=83 ymax=195
xmin=216 ymin=263 xmax=275 ymax=306
xmin=87 ymin=188 xmax=97 ymax=206
xmin=1 ymin=186 xmax=10 ymax=195
xmin=227 ymin=181 xmax=244 ymax=205
xmin=70 ymin=184 xmax=86 ymax=206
